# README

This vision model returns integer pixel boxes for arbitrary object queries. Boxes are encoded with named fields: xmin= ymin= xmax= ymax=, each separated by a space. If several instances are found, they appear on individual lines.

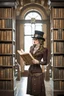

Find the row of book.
xmin=53 ymin=56 xmax=64 ymax=67
xmin=0 ymin=8 xmax=12 ymax=18
xmin=53 ymin=68 xmax=64 ymax=79
xmin=0 ymin=31 xmax=12 ymax=41
xmin=54 ymin=81 xmax=64 ymax=90
xmin=0 ymin=44 xmax=13 ymax=54
xmin=0 ymin=7 xmax=15 ymax=92
xmin=0 ymin=81 xmax=13 ymax=90
xmin=0 ymin=68 xmax=13 ymax=78
xmin=53 ymin=42 xmax=64 ymax=53
xmin=53 ymin=20 xmax=64 ymax=29
xmin=0 ymin=56 xmax=13 ymax=66
xmin=52 ymin=8 xmax=64 ymax=18
xmin=53 ymin=30 xmax=64 ymax=40
xmin=0 ymin=19 xmax=12 ymax=29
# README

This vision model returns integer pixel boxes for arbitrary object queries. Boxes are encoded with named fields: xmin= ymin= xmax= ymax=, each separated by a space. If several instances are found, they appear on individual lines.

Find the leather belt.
xmin=29 ymin=72 xmax=42 ymax=77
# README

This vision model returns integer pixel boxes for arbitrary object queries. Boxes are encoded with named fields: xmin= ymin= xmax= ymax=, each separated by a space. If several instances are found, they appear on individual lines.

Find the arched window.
xmin=24 ymin=11 xmax=42 ymax=52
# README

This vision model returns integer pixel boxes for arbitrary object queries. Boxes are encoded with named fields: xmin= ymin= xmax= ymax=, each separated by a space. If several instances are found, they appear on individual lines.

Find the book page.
xmin=17 ymin=50 xmax=34 ymax=65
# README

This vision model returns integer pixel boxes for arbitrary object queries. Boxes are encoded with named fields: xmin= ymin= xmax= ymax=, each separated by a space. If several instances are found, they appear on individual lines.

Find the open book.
xmin=17 ymin=49 xmax=35 ymax=65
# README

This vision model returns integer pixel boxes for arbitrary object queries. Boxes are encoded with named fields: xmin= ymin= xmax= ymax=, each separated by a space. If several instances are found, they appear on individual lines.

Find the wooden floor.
xmin=16 ymin=77 xmax=53 ymax=96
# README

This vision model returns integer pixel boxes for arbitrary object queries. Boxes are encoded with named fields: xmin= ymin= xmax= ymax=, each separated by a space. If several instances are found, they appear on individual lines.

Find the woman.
xmin=27 ymin=30 xmax=48 ymax=96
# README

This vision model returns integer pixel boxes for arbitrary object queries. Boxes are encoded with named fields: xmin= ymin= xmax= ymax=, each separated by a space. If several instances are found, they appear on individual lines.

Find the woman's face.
xmin=33 ymin=39 xmax=39 ymax=45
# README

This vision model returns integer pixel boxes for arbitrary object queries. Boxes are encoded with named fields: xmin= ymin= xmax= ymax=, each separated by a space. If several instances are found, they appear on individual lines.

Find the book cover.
xmin=17 ymin=50 xmax=34 ymax=65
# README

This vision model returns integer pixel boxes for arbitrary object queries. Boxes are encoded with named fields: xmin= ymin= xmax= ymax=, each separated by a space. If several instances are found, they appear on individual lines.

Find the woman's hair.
xmin=38 ymin=39 xmax=44 ymax=51
xmin=38 ymin=39 xmax=44 ymax=45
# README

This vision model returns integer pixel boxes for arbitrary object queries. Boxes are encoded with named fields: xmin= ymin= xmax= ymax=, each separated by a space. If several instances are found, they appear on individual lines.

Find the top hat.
xmin=32 ymin=30 xmax=45 ymax=41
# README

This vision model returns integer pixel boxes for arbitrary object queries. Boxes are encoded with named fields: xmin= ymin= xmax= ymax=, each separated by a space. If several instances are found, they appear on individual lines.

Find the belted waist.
xmin=29 ymin=72 xmax=42 ymax=77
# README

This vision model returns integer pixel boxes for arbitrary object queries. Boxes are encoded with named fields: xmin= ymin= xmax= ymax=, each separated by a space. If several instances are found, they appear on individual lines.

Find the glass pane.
xmin=25 ymin=13 xmax=32 ymax=20
xmin=24 ymin=24 xmax=35 ymax=35
xmin=24 ymin=36 xmax=32 ymax=52
xmin=25 ymin=11 xmax=41 ymax=20
xmin=24 ymin=25 xmax=31 ymax=35
xmin=31 ymin=12 xmax=41 ymax=20
xmin=35 ymin=24 xmax=42 ymax=31
xmin=31 ymin=24 xmax=36 ymax=35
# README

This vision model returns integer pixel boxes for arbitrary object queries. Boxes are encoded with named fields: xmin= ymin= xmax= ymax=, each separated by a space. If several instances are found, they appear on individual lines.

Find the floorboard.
xmin=16 ymin=77 xmax=53 ymax=96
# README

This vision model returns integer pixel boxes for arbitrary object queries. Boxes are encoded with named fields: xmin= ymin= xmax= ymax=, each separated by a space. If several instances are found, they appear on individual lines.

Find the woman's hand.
xmin=32 ymin=59 xmax=39 ymax=64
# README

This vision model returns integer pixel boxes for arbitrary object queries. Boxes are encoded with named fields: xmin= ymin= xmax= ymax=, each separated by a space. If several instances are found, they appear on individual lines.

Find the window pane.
xmin=25 ymin=13 xmax=32 ymax=20
xmin=35 ymin=24 xmax=42 ymax=31
xmin=24 ymin=36 xmax=32 ymax=52
xmin=31 ymin=24 xmax=36 ymax=35
xmin=25 ymin=11 xmax=41 ymax=20
xmin=24 ymin=25 xmax=31 ymax=35
xmin=24 ymin=24 xmax=35 ymax=35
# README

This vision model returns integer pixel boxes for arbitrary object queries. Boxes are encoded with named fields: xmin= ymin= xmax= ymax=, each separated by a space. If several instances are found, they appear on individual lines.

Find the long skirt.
xmin=27 ymin=72 xmax=46 ymax=96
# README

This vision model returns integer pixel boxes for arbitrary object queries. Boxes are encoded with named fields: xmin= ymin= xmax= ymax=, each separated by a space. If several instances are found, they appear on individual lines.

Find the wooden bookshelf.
xmin=0 ymin=2 xmax=16 ymax=96
xmin=50 ymin=1 xmax=64 ymax=96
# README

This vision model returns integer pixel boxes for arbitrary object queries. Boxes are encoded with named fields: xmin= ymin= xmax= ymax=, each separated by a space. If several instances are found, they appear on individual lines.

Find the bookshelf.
xmin=50 ymin=1 xmax=64 ymax=96
xmin=0 ymin=3 xmax=16 ymax=96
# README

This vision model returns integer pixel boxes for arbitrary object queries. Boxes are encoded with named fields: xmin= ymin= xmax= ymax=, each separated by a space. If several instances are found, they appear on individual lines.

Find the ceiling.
xmin=16 ymin=0 xmax=49 ymax=8
xmin=0 ymin=0 xmax=63 ymax=8
xmin=0 ymin=0 xmax=48 ymax=6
